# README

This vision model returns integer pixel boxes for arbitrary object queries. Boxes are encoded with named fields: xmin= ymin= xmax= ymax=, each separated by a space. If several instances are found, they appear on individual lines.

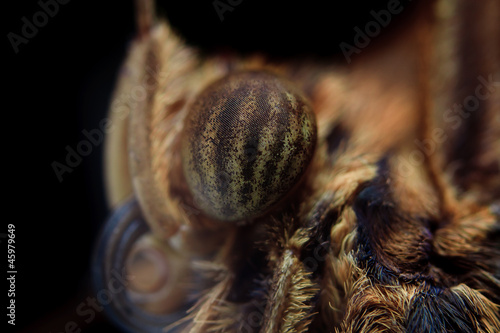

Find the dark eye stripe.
xmin=213 ymin=88 xmax=248 ymax=206
xmin=258 ymin=92 xmax=294 ymax=205
xmin=192 ymin=85 xmax=249 ymax=217
xmin=238 ymin=91 xmax=271 ymax=207
xmin=273 ymin=105 xmax=312 ymax=201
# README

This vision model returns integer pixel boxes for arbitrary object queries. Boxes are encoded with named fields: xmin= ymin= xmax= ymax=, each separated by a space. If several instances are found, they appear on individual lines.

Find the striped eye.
xmin=181 ymin=71 xmax=317 ymax=222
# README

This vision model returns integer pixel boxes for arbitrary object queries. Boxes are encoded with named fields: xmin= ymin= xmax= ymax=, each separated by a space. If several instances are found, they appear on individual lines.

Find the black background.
xmin=6 ymin=0 xmax=414 ymax=332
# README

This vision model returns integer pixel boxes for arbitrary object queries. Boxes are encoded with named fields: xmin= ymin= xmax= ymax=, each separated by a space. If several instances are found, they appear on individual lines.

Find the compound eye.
xmin=181 ymin=71 xmax=317 ymax=222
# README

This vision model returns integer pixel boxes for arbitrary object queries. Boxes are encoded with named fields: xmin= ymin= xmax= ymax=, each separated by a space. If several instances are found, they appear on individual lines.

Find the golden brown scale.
xmin=94 ymin=0 xmax=500 ymax=332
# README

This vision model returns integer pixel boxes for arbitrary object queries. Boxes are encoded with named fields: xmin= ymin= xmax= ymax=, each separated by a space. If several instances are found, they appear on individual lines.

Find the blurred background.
xmin=6 ymin=0 xmax=415 ymax=332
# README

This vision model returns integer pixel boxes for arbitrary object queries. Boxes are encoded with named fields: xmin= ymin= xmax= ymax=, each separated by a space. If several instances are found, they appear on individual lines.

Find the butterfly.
xmin=93 ymin=0 xmax=500 ymax=332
